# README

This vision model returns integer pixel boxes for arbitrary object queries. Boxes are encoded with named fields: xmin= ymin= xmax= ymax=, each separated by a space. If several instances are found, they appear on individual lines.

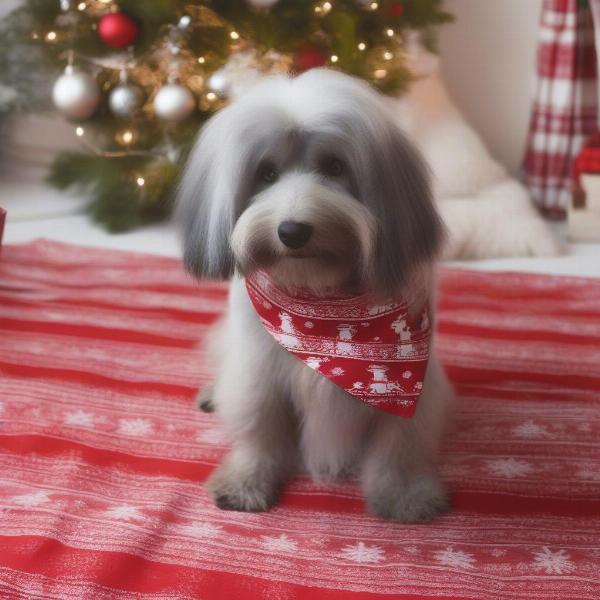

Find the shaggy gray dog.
xmin=177 ymin=68 xmax=453 ymax=522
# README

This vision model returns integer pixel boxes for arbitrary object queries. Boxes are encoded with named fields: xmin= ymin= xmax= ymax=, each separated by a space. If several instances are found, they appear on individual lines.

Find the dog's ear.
xmin=361 ymin=124 xmax=444 ymax=296
xmin=175 ymin=111 xmax=238 ymax=280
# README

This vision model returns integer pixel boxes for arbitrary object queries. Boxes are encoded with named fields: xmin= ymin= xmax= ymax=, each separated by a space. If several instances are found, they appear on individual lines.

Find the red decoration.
xmin=246 ymin=270 xmax=431 ymax=418
xmin=572 ymin=134 xmax=600 ymax=208
xmin=294 ymin=44 xmax=327 ymax=72
xmin=388 ymin=2 xmax=404 ymax=17
xmin=98 ymin=12 xmax=138 ymax=49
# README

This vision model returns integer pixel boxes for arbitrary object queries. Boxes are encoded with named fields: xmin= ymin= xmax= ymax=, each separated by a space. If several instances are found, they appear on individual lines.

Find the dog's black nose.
xmin=277 ymin=221 xmax=313 ymax=249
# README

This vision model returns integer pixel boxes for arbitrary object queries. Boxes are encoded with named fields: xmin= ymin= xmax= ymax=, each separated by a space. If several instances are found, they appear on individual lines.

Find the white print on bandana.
xmin=337 ymin=324 xmax=358 ymax=340
xmin=245 ymin=270 xmax=431 ymax=418
xmin=366 ymin=365 xmax=402 ymax=395
xmin=278 ymin=311 xmax=300 ymax=348
xmin=306 ymin=356 xmax=328 ymax=370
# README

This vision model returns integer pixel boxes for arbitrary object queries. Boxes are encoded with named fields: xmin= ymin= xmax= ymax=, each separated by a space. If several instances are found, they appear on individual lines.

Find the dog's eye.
xmin=258 ymin=162 xmax=279 ymax=184
xmin=319 ymin=156 xmax=345 ymax=177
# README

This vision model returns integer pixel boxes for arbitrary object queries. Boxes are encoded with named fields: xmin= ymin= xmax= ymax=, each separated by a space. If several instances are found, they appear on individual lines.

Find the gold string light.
xmin=116 ymin=129 xmax=137 ymax=146
xmin=315 ymin=1 xmax=332 ymax=15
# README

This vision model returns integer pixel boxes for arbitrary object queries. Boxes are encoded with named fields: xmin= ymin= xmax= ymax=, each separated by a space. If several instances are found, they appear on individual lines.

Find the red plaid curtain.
xmin=523 ymin=0 xmax=598 ymax=217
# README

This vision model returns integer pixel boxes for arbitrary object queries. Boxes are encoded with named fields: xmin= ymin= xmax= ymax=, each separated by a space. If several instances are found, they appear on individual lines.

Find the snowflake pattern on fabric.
xmin=260 ymin=534 xmax=298 ymax=553
xmin=175 ymin=521 xmax=223 ymax=538
xmin=576 ymin=467 xmax=600 ymax=482
xmin=117 ymin=418 xmax=154 ymax=437
xmin=486 ymin=458 xmax=533 ymax=478
xmin=105 ymin=505 xmax=144 ymax=521
xmin=196 ymin=427 xmax=227 ymax=446
xmin=63 ymin=410 xmax=95 ymax=428
xmin=339 ymin=542 xmax=385 ymax=564
xmin=12 ymin=491 xmax=51 ymax=507
xmin=512 ymin=420 xmax=549 ymax=439
xmin=433 ymin=546 xmax=476 ymax=570
xmin=532 ymin=547 xmax=575 ymax=575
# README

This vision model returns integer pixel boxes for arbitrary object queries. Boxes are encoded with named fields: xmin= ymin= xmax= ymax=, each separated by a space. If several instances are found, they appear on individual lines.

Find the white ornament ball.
xmin=207 ymin=70 xmax=229 ymax=97
xmin=246 ymin=0 xmax=279 ymax=6
xmin=109 ymin=83 xmax=144 ymax=118
xmin=153 ymin=84 xmax=195 ymax=122
xmin=52 ymin=66 xmax=101 ymax=120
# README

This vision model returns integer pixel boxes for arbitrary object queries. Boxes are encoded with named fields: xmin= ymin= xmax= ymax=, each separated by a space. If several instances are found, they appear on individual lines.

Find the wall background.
xmin=438 ymin=0 xmax=543 ymax=176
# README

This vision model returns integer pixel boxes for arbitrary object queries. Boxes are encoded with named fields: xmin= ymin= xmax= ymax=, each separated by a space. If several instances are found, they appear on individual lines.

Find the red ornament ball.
xmin=388 ymin=2 xmax=404 ymax=17
xmin=295 ymin=45 xmax=327 ymax=72
xmin=98 ymin=12 xmax=138 ymax=49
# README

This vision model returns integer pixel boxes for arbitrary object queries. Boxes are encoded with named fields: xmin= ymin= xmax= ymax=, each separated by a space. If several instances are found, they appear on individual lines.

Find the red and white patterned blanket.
xmin=0 ymin=240 xmax=598 ymax=600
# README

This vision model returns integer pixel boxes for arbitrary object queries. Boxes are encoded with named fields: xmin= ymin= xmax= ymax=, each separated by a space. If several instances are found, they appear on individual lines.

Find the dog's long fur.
xmin=177 ymin=68 xmax=453 ymax=522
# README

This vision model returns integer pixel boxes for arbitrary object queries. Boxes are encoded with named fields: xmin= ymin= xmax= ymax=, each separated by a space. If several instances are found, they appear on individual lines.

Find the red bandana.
xmin=245 ymin=271 xmax=432 ymax=418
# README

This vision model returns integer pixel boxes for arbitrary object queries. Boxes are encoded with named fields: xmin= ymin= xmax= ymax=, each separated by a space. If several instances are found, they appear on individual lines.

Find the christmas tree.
xmin=0 ymin=0 xmax=452 ymax=232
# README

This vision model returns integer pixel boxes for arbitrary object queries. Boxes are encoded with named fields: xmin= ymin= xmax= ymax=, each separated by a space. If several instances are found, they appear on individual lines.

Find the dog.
xmin=176 ymin=68 xmax=453 ymax=522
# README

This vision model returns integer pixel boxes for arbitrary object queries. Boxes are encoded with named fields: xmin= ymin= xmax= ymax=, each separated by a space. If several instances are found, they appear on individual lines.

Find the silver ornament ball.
xmin=109 ymin=83 xmax=144 ymax=118
xmin=52 ymin=66 xmax=101 ymax=120
xmin=153 ymin=83 xmax=195 ymax=122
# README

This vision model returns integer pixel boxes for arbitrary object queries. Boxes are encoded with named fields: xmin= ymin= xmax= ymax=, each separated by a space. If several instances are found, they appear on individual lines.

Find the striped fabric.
xmin=0 ymin=240 xmax=599 ymax=599
xmin=523 ymin=0 xmax=598 ymax=217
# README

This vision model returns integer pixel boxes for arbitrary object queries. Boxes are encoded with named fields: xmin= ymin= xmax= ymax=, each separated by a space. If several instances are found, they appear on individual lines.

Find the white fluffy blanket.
xmin=392 ymin=45 xmax=561 ymax=260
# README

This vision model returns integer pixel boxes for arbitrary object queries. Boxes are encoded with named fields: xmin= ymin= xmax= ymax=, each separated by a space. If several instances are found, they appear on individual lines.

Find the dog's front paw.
xmin=206 ymin=463 xmax=278 ymax=512
xmin=367 ymin=473 xmax=449 ymax=523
